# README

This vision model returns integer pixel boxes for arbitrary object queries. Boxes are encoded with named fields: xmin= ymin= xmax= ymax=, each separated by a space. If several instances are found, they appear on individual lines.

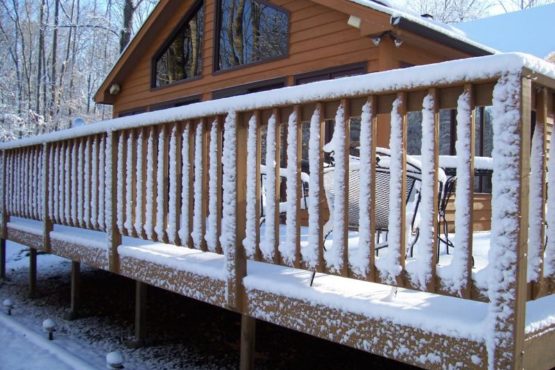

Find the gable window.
xmin=153 ymin=1 xmax=204 ymax=88
xmin=216 ymin=0 xmax=289 ymax=71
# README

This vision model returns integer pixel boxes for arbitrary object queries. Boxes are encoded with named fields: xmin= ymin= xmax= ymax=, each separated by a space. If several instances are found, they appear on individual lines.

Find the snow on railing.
xmin=0 ymin=53 xmax=554 ymax=369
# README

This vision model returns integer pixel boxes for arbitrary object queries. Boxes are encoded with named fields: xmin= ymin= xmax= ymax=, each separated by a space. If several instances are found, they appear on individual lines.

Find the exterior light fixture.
xmin=109 ymin=83 xmax=121 ymax=96
xmin=372 ymin=35 xmax=382 ymax=46
xmin=106 ymin=351 xmax=125 ymax=369
xmin=347 ymin=15 xmax=361 ymax=29
xmin=42 ymin=318 xmax=56 ymax=340
xmin=3 ymin=299 xmax=13 ymax=315
xmin=394 ymin=37 xmax=404 ymax=48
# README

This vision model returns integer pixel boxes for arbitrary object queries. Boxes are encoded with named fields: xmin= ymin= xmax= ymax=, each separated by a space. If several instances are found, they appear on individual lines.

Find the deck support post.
xmin=240 ymin=315 xmax=256 ymax=370
xmin=132 ymin=280 xmax=147 ymax=347
xmin=65 ymin=261 xmax=81 ymax=320
xmin=28 ymin=248 xmax=37 ymax=298
xmin=0 ymin=239 xmax=6 ymax=281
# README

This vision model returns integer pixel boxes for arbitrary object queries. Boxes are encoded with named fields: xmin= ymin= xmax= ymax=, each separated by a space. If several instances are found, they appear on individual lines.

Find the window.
xmin=212 ymin=78 xmax=285 ymax=99
xmin=153 ymin=1 xmax=204 ymax=88
xmin=216 ymin=0 xmax=289 ymax=71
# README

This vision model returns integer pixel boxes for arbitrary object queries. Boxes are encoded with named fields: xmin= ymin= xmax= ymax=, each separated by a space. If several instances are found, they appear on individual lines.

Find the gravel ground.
xmin=0 ymin=244 xmax=419 ymax=369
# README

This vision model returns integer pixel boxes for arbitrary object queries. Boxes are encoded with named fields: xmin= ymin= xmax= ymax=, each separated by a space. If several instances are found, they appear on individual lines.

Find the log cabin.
xmin=1 ymin=1 xmax=555 ymax=369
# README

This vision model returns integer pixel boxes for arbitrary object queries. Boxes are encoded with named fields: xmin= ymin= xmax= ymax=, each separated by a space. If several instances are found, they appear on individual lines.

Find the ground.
xmin=0 ymin=242 xmax=419 ymax=369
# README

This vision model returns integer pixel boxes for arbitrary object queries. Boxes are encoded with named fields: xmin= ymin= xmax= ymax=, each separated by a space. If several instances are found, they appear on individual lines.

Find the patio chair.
xmin=321 ymin=148 xmax=424 ymax=255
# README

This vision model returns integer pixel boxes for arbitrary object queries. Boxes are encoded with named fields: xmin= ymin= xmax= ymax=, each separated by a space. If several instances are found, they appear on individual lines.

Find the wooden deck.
xmin=1 ymin=54 xmax=555 ymax=369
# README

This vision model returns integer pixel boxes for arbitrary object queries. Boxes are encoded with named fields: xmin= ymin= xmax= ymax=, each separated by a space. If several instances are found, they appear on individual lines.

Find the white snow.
xmin=77 ymin=141 xmax=84 ymax=225
xmin=124 ymin=132 xmax=134 ymax=235
xmin=84 ymin=139 xmax=91 ymax=227
xmin=166 ymin=126 xmax=178 ymax=244
xmin=305 ymin=106 xmax=322 ymax=268
xmin=376 ymin=97 xmax=403 ymax=284
xmin=528 ymin=126 xmax=544 ymax=282
xmin=154 ymin=127 xmax=166 ymax=240
xmin=90 ymin=138 xmax=98 ymax=227
xmin=144 ymin=129 xmax=155 ymax=240
xmin=71 ymin=142 xmax=77 ymax=224
xmin=410 ymin=93 xmax=435 ymax=290
xmin=178 ymin=125 xmax=191 ymax=246
xmin=116 ymin=133 xmax=125 ymax=233
xmin=220 ymin=112 xmax=237 ymax=285
xmin=547 ymin=126 xmax=555 ymax=277
xmin=191 ymin=122 xmax=204 ymax=249
xmin=0 ymin=313 xmax=96 ymax=370
xmin=326 ymin=104 xmax=347 ymax=273
xmin=442 ymin=90 xmax=473 ymax=295
xmin=486 ymin=72 xmax=523 ymax=370
xmin=243 ymin=114 xmax=258 ymax=258
xmin=282 ymin=109 xmax=299 ymax=266
xmin=134 ymin=130 xmax=144 ymax=236
xmin=98 ymin=136 xmax=106 ymax=230
xmin=352 ymin=101 xmax=373 ymax=276
xmin=261 ymin=113 xmax=277 ymax=261
xmin=205 ymin=119 xmax=220 ymax=252
xmin=3 ymin=54 xmax=554 ymax=152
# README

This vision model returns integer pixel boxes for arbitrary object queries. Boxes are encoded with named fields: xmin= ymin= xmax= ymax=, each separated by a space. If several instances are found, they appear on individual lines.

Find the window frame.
xmin=213 ymin=0 xmax=291 ymax=74
xmin=212 ymin=77 xmax=286 ymax=99
xmin=150 ymin=0 xmax=205 ymax=89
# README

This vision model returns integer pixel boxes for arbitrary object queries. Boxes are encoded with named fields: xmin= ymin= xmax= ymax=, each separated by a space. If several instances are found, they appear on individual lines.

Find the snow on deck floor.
xmin=6 ymin=217 xmax=555 ymax=339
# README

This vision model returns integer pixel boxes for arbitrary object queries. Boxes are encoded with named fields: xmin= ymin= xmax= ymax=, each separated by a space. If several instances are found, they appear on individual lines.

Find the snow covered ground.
xmin=0 ymin=241 xmax=417 ymax=370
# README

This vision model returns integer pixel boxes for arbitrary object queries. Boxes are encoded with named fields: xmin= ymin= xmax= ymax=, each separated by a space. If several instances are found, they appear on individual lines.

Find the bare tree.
xmin=409 ymin=0 xmax=493 ymax=23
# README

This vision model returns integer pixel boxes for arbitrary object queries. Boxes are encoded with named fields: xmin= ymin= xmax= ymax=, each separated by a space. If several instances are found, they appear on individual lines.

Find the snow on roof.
xmin=457 ymin=4 xmax=555 ymax=58
xmin=2 ymin=53 xmax=554 ymax=151
xmin=349 ymin=0 xmax=497 ymax=54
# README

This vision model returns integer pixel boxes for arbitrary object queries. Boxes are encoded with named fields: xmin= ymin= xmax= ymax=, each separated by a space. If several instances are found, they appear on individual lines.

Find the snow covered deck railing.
xmin=1 ymin=53 xmax=555 ymax=369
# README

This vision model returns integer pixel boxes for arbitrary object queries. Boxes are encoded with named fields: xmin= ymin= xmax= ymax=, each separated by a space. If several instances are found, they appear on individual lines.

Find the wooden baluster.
xmin=529 ymin=87 xmax=548 ymax=299
xmin=207 ymin=117 xmax=223 ymax=253
xmin=215 ymin=116 xmax=224 ymax=254
xmin=117 ymin=131 xmax=126 ymax=235
xmin=135 ymin=128 xmax=147 ymax=238
xmin=156 ymin=125 xmax=169 ymax=243
xmin=201 ymin=119 xmax=209 ymax=250
xmin=43 ymin=143 xmax=52 ymax=252
xmin=0 ymin=151 xmax=5 ymax=280
xmin=64 ymin=142 xmax=71 ymax=225
xmin=84 ymin=138 xmax=91 ymax=229
xmin=167 ymin=124 xmax=181 ymax=245
xmin=191 ymin=120 xmax=206 ymax=250
xmin=77 ymin=139 xmax=84 ymax=228
xmin=125 ymin=131 xmax=136 ymax=237
xmin=294 ymin=106 xmax=302 ymax=268
xmin=269 ymin=109 xmax=281 ymax=264
xmin=106 ymin=131 xmax=121 ymax=273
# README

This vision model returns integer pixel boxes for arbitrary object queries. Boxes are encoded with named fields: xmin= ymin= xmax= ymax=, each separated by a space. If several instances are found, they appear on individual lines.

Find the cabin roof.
xmin=457 ymin=3 xmax=555 ymax=59
xmin=94 ymin=0 xmax=495 ymax=105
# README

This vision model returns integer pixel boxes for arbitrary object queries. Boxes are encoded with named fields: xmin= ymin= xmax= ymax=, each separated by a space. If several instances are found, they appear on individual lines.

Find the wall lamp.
xmin=371 ymin=31 xmax=403 ymax=48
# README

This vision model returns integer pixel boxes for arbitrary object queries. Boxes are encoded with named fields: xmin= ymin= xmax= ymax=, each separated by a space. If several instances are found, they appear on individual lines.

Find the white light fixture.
xmin=42 ymin=318 xmax=56 ymax=340
xmin=371 ymin=36 xmax=382 ymax=46
xmin=3 ymin=299 xmax=13 ymax=315
xmin=106 ymin=351 xmax=125 ymax=369
xmin=347 ymin=15 xmax=361 ymax=29
xmin=109 ymin=83 xmax=121 ymax=96
xmin=393 ymin=37 xmax=404 ymax=48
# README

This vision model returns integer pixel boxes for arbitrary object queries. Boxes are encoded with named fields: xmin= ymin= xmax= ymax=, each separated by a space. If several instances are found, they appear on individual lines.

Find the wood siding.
xmin=110 ymin=0 xmax=468 ymax=116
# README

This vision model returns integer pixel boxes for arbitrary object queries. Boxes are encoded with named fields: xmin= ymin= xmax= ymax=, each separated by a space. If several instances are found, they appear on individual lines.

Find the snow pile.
xmin=220 ymin=112 xmax=237 ymax=255
xmin=547 ymin=129 xmax=555 ymax=277
xmin=144 ymin=129 xmax=155 ymax=240
xmin=124 ymin=132 xmax=134 ymax=235
xmin=116 ymin=134 xmax=125 ymax=233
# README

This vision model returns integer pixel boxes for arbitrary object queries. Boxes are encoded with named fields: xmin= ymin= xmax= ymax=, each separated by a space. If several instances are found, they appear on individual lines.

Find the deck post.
xmin=65 ymin=261 xmax=81 ymax=320
xmin=133 ymin=280 xmax=147 ymax=347
xmin=29 ymin=248 xmax=37 ymax=298
xmin=488 ymin=75 xmax=531 ymax=370
xmin=223 ymin=112 xmax=248 ymax=310
xmin=0 ymin=239 xmax=6 ymax=281
xmin=106 ymin=132 xmax=121 ymax=273
xmin=239 ymin=314 xmax=256 ymax=370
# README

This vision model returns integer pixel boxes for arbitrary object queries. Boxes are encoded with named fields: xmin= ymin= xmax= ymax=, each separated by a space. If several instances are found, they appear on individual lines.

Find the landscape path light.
xmin=42 ymin=318 xmax=56 ymax=340
xmin=106 ymin=351 xmax=124 ymax=369
xmin=3 ymin=298 xmax=13 ymax=315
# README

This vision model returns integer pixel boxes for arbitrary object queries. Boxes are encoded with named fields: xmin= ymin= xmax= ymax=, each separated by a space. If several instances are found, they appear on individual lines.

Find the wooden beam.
xmin=107 ymin=132 xmax=121 ymax=273
xmin=29 ymin=248 xmax=37 ymax=298
xmin=239 ymin=315 xmax=256 ymax=370
xmin=64 ymin=261 xmax=81 ymax=321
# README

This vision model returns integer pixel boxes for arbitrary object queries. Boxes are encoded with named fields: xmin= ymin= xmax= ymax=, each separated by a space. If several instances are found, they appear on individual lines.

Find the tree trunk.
xmin=120 ymin=0 xmax=134 ymax=52
xmin=50 ymin=0 xmax=60 ymax=122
